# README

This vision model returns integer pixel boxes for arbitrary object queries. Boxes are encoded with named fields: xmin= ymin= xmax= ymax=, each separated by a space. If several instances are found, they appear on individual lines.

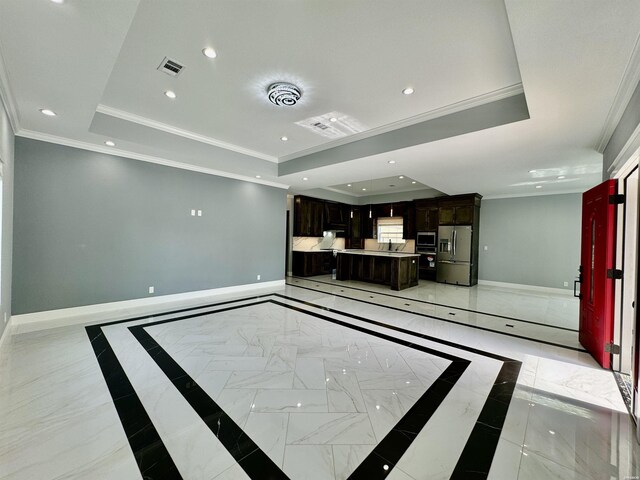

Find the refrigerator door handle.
xmin=452 ymin=229 xmax=456 ymax=258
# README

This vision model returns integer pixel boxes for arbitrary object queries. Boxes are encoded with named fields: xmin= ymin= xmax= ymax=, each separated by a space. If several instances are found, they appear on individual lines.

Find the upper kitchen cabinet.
xmin=438 ymin=194 xmax=482 ymax=226
xmin=346 ymin=205 xmax=364 ymax=249
xmin=324 ymin=201 xmax=348 ymax=230
xmin=293 ymin=195 xmax=325 ymax=237
xmin=403 ymin=201 xmax=415 ymax=239
xmin=415 ymin=199 xmax=439 ymax=232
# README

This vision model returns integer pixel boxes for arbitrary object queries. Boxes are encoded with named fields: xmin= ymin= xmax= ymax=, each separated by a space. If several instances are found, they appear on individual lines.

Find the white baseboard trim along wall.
xmin=478 ymin=279 xmax=574 ymax=296
xmin=10 ymin=280 xmax=285 ymax=334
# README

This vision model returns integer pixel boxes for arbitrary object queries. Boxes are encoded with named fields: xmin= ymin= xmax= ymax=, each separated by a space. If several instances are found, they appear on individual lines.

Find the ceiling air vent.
xmin=312 ymin=122 xmax=329 ymax=130
xmin=157 ymin=57 xmax=185 ymax=77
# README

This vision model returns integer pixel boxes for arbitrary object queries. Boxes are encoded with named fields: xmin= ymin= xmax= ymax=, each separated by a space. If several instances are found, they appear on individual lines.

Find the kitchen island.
xmin=336 ymin=250 xmax=419 ymax=291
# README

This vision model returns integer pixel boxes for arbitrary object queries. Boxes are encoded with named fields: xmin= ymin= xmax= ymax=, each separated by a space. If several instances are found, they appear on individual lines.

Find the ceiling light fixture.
xmin=347 ymin=184 xmax=352 ymax=187
xmin=164 ymin=90 xmax=177 ymax=99
xmin=535 ymin=185 xmax=542 ymax=189
xmin=104 ymin=140 xmax=116 ymax=147
xmin=362 ymin=188 xmax=367 ymax=191
xmin=267 ymin=82 xmax=302 ymax=106
xmin=303 ymin=177 xmax=308 ymax=181
xmin=528 ymin=169 xmax=537 ymax=173
xmin=50 ymin=0 xmax=64 ymax=3
xmin=399 ymin=176 xmax=404 ymax=179
xmin=202 ymin=47 xmax=217 ymax=59
xmin=388 ymin=160 xmax=396 ymax=164
xmin=39 ymin=108 xmax=57 ymax=116
xmin=412 ymin=181 xmax=417 ymax=184
xmin=280 ymin=136 xmax=288 ymax=142
xmin=330 ymin=117 xmax=337 ymax=122
xmin=557 ymin=175 xmax=565 ymax=179
xmin=402 ymin=87 xmax=414 ymax=95
xmin=255 ymin=175 xmax=261 ymax=179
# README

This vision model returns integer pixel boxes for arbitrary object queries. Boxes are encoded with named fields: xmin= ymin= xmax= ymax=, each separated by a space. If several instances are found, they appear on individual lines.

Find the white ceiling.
xmin=327 ymin=176 xmax=438 ymax=198
xmin=1 ymin=0 xmax=639 ymax=199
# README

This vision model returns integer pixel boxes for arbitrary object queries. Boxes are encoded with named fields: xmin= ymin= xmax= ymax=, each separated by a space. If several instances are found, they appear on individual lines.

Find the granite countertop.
xmin=292 ymin=249 xmax=335 ymax=253
xmin=338 ymin=249 xmax=420 ymax=258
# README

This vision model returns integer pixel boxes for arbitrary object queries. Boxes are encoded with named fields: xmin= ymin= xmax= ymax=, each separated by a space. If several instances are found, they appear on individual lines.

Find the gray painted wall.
xmin=604 ymin=79 xmax=640 ymax=178
xmin=13 ymin=138 xmax=286 ymax=315
xmin=478 ymin=193 xmax=581 ymax=290
xmin=0 ymin=96 xmax=14 ymax=336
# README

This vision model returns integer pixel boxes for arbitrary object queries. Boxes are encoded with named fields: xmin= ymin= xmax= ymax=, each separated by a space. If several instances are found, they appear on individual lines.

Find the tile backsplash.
xmin=293 ymin=234 xmax=345 ymax=251
xmin=364 ymin=239 xmax=415 ymax=253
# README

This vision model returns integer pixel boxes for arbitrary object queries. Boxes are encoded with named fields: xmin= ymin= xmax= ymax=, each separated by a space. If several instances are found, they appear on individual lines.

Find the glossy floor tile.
xmin=0 ymin=284 xmax=635 ymax=480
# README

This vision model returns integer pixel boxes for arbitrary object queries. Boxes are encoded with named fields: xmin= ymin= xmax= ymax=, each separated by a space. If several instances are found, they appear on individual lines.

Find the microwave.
xmin=416 ymin=231 xmax=437 ymax=249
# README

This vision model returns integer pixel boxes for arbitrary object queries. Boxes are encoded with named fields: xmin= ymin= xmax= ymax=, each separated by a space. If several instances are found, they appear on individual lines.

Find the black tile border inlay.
xmin=286 ymin=281 xmax=586 ymax=353
xmin=85 ymin=325 xmax=183 ymax=479
xmin=291 ymin=275 xmax=579 ymax=332
xmin=87 ymin=292 xmax=523 ymax=479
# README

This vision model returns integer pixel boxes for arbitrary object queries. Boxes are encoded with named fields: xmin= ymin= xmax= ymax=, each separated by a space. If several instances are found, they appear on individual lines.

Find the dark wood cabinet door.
xmin=310 ymin=200 xmax=324 ymax=236
xmin=439 ymin=206 xmax=455 ymax=225
xmin=454 ymin=205 xmax=474 ymax=225
xmin=362 ymin=207 xmax=374 ymax=240
xmin=426 ymin=207 xmax=439 ymax=230
xmin=403 ymin=203 xmax=415 ymax=239
xmin=348 ymin=207 xmax=364 ymax=249
xmin=415 ymin=206 xmax=427 ymax=232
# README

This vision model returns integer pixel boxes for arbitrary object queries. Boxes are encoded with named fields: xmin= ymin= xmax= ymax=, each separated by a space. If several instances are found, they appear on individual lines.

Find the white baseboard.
xmin=11 ymin=280 xmax=285 ymax=334
xmin=478 ymin=279 xmax=574 ymax=296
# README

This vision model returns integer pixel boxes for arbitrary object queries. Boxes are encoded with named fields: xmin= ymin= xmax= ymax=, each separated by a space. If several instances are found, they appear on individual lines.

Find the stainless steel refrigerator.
xmin=436 ymin=225 xmax=473 ymax=286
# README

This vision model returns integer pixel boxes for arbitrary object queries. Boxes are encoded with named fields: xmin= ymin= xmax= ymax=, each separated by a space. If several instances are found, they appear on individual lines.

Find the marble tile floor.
xmin=0 ymin=285 xmax=635 ymax=480
xmin=288 ymin=276 xmax=581 ymax=350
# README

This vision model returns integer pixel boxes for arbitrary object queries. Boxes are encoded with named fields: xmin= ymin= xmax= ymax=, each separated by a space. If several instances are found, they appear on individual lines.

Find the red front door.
xmin=579 ymin=179 xmax=618 ymax=368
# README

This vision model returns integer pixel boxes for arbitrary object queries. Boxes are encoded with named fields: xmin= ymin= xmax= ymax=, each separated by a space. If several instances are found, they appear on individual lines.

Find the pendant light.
xmin=368 ymin=178 xmax=373 ymax=218
xmin=390 ymin=203 xmax=394 ymax=217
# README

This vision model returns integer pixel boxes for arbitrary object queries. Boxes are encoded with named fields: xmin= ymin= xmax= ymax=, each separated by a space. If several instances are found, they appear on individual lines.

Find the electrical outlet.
xmin=148 ymin=286 xmax=155 ymax=294
xmin=190 ymin=209 xmax=196 ymax=216
xmin=257 ymin=274 xmax=261 ymax=281
xmin=563 ymin=281 xmax=569 ymax=287
xmin=197 ymin=210 xmax=202 ymax=217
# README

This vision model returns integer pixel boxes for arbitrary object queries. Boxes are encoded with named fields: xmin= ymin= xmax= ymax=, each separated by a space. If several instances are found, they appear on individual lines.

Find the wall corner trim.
xmin=11 ymin=280 xmax=285 ymax=334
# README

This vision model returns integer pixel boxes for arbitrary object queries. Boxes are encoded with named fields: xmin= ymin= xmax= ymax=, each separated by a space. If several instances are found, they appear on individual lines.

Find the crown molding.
xmin=595 ymin=32 xmax=640 ymax=153
xmin=481 ymin=188 xmax=587 ymax=200
xmin=0 ymin=38 xmax=20 ymax=134
xmin=96 ymin=104 xmax=278 ymax=163
xmin=605 ymin=120 xmax=640 ymax=177
xmin=16 ymin=129 xmax=289 ymax=190
xmin=278 ymin=83 xmax=525 ymax=163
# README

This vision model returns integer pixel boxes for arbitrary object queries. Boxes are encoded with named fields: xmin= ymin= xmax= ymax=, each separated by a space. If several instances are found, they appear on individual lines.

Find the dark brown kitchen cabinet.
xmin=438 ymin=194 xmax=481 ymax=226
xmin=324 ymin=201 xmax=348 ymax=230
xmin=347 ymin=206 xmax=364 ymax=249
xmin=415 ymin=199 xmax=439 ymax=232
xmin=292 ymin=251 xmax=333 ymax=277
xmin=403 ymin=201 xmax=415 ymax=239
xmin=293 ymin=195 xmax=324 ymax=236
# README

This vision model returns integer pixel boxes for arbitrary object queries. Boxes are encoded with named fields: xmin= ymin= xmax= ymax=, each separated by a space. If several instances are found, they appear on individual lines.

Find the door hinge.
xmin=607 ymin=268 xmax=623 ymax=279
xmin=605 ymin=343 xmax=621 ymax=354
xmin=609 ymin=194 xmax=625 ymax=204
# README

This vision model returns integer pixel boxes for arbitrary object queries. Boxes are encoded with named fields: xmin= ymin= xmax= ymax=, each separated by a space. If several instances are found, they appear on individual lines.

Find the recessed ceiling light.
xmin=280 ymin=136 xmax=288 ymax=142
xmin=330 ymin=117 xmax=337 ymax=122
xmin=399 ymin=176 xmax=404 ymax=179
xmin=388 ymin=160 xmax=396 ymax=164
xmin=535 ymin=185 xmax=542 ymax=189
xmin=164 ymin=90 xmax=177 ymax=99
xmin=402 ymin=87 xmax=414 ymax=95
xmin=202 ymin=47 xmax=217 ymax=59
xmin=557 ymin=175 xmax=565 ymax=179
xmin=255 ymin=175 xmax=261 ymax=179
xmin=529 ymin=169 xmax=537 ymax=173
xmin=303 ymin=177 xmax=308 ymax=181
xmin=39 ymin=108 xmax=56 ymax=116
xmin=362 ymin=188 xmax=367 ymax=191
xmin=104 ymin=140 xmax=116 ymax=147
xmin=50 ymin=0 xmax=64 ymax=3
xmin=347 ymin=184 xmax=352 ymax=187
xmin=412 ymin=181 xmax=417 ymax=184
